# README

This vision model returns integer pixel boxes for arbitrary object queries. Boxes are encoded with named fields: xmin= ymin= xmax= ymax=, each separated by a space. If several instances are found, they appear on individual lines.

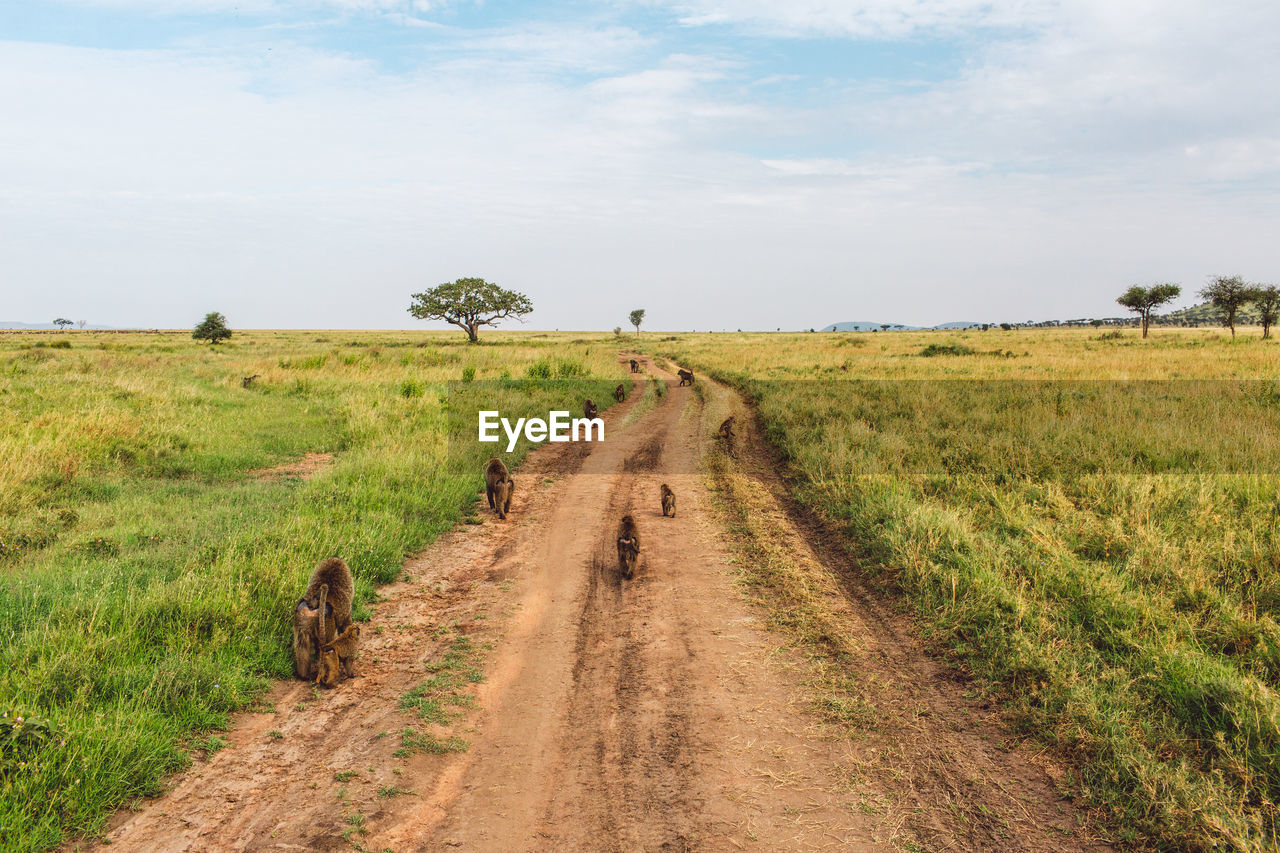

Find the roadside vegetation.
xmin=0 ymin=330 xmax=626 ymax=850
xmin=659 ymin=326 xmax=1280 ymax=851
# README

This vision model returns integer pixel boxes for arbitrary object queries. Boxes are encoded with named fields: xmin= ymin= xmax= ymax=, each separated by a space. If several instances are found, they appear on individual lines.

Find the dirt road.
xmin=80 ymin=357 xmax=1108 ymax=852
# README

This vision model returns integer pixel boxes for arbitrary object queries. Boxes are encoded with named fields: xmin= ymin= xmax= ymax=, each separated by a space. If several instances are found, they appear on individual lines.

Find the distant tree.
xmin=629 ymin=309 xmax=645 ymax=335
xmin=1000 ymin=323 xmax=1012 ymax=331
xmin=193 ymin=312 xmax=232 ymax=344
xmin=1116 ymin=283 xmax=1181 ymax=338
xmin=53 ymin=318 xmax=72 ymax=329
xmin=879 ymin=324 xmax=890 ymax=331
xmin=1199 ymin=275 xmax=1251 ymax=337
xmin=1091 ymin=319 xmax=1104 ymax=327
xmin=408 ymin=277 xmax=532 ymax=343
xmin=76 ymin=320 xmax=86 ymax=330
xmin=1252 ymin=284 xmax=1279 ymax=340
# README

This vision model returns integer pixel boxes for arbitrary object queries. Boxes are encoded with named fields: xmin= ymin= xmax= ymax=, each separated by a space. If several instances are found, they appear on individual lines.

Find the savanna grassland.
xmin=657 ymin=326 xmax=1280 ymax=851
xmin=0 ymin=330 xmax=628 ymax=850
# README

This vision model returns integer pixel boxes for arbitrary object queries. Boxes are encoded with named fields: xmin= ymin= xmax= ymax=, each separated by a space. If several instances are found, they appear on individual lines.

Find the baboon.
xmin=494 ymin=476 xmax=514 ymax=519
xmin=614 ymin=384 xmax=625 ymax=403
xmin=660 ymin=484 xmax=676 ymax=518
xmin=677 ymin=369 xmax=694 ymax=386
xmin=317 ymin=623 xmax=361 ymax=688
xmin=630 ymin=359 xmax=639 ymax=373
xmin=718 ymin=416 xmax=736 ymax=452
xmin=584 ymin=399 xmax=599 ymax=419
xmin=616 ymin=515 xmax=640 ymax=579
xmin=241 ymin=374 xmax=260 ymax=388
xmin=484 ymin=457 xmax=514 ymax=519
xmin=292 ymin=557 xmax=354 ymax=680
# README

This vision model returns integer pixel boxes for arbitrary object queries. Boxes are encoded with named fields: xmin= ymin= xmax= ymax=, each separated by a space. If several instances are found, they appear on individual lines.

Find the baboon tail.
xmin=317 ymin=583 xmax=329 ymax=645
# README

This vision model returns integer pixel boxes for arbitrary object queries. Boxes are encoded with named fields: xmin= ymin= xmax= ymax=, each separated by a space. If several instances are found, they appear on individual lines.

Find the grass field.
xmin=5 ymin=325 xmax=1280 ymax=851
xmin=0 ymin=330 xmax=628 ymax=850
xmin=657 ymin=326 xmax=1280 ymax=851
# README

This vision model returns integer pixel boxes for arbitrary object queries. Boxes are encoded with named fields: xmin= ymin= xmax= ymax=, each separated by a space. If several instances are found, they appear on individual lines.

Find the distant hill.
xmin=818 ymin=301 xmax=1267 ymax=332
xmin=821 ymin=321 xmax=923 ymax=332
xmin=0 ymin=321 xmax=111 ymax=330
xmin=1156 ymin=301 xmax=1260 ymax=326
xmin=820 ymin=320 xmax=983 ymax=332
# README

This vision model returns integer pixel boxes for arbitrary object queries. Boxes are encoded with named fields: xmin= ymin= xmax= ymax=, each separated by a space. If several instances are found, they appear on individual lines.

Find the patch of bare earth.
xmin=73 ymin=355 xmax=1108 ymax=852
xmin=249 ymin=452 xmax=334 ymax=481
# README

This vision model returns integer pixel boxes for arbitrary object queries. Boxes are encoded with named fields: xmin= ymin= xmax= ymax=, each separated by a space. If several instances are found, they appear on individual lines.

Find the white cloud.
xmin=50 ymin=0 xmax=454 ymax=12
xmin=3 ymin=2 xmax=1280 ymax=329
xmin=642 ymin=0 xmax=1059 ymax=38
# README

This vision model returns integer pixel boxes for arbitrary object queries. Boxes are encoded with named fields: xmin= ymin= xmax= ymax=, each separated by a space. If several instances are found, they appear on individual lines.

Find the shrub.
xmin=920 ymin=343 xmax=975 ymax=357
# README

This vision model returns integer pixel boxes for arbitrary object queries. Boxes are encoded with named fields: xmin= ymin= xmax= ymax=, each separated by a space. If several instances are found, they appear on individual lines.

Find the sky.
xmin=2 ymin=0 xmax=1279 ymax=331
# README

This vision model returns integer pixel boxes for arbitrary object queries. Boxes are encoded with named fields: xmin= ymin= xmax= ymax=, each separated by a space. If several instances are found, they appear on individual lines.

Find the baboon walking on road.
xmin=617 ymin=515 xmax=640 ymax=579
xmin=660 ymin=484 xmax=676 ymax=518
xmin=583 ymin=399 xmax=599 ymax=420
xmin=718 ymin=416 xmax=736 ymax=454
xmin=630 ymin=359 xmax=639 ymax=373
xmin=292 ymin=557 xmax=354 ymax=680
xmin=614 ymin=384 xmax=625 ymax=403
xmin=484 ymin=457 xmax=515 ymax=519
xmin=677 ymin=369 xmax=694 ymax=386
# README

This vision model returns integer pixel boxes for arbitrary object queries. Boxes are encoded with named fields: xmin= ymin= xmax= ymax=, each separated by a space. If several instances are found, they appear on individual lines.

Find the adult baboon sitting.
xmin=292 ymin=557 xmax=354 ymax=680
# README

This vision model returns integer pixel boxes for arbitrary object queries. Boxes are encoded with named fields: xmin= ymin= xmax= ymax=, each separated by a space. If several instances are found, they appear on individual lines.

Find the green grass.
xmin=392 ymin=727 xmax=469 ymax=758
xmin=399 ymin=629 xmax=485 ymax=725
xmin=660 ymin=328 xmax=1280 ymax=851
xmin=0 ymin=329 xmax=626 ymax=851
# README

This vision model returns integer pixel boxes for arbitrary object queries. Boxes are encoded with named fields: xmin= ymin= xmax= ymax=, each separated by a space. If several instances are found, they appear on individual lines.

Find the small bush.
xmin=525 ymin=360 xmax=552 ymax=379
xmin=461 ymin=366 xmax=476 ymax=383
xmin=920 ymin=343 xmax=975 ymax=357
xmin=555 ymin=360 xmax=587 ymax=378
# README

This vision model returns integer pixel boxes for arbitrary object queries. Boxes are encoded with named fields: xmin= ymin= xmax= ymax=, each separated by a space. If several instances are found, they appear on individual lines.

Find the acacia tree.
xmin=193 ymin=312 xmax=232 ymax=344
xmin=408 ymin=277 xmax=532 ymax=343
xmin=1252 ymin=284 xmax=1279 ymax=340
xmin=1200 ymin=275 xmax=1251 ymax=337
xmin=1116 ymin=283 xmax=1181 ymax=338
xmin=629 ymin=308 xmax=645 ymax=335
xmin=53 ymin=318 xmax=72 ymax=329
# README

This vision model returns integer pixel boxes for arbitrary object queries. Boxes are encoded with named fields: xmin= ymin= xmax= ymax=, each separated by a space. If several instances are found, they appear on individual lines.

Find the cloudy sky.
xmin=2 ymin=1 xmax=1278 ymax=330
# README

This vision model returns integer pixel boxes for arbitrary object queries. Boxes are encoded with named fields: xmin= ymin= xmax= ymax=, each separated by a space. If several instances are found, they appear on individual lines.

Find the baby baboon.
xmin=317 ymin=623 xmax=361 ymax=688
xmin=630 ymin=359 xmax=639 ymax=373
xmin=292 ymin=557 xmax=354 ymax=680
xmin=660 ymin=484 xmax=676 ymax=518
xmin=584 ymin=399 xmax=599 ymax=419
xmin=484 ymin=457 xmax=514 ymax=517
xmin=241 ymin=374 xmax=260 ymax=388
xmin=494 ymin=475 xmax=514 ymax=520
xmin=616 ymin=515 xmax=640 ymax=579
xmin=677 ymin=369 xmax=694 ymax=386
xmin=718 ymin=416 xmax=735 ymax=448
xmin=614 ymin=384 xmax=625 ymax=403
